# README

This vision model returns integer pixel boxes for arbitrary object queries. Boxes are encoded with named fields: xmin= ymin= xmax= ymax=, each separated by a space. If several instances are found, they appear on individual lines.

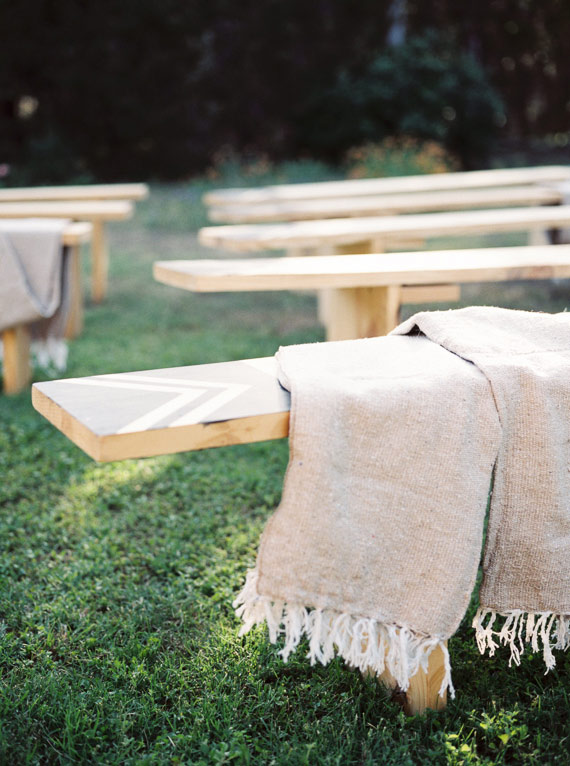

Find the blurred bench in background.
xmin=2 ymin=222 xmax=92 ymax=394
xmin=155 ymin=244 xmax=570 ymax=340
xmin=0 ymin=182 xmax=148 ymax=204
xmin=207 ymin=184 xmax=563 ymax=224
xmin=0 ymin=200 xmax=135 ymax=304
xmin=204 ymin=165 xmax=570 ymax=212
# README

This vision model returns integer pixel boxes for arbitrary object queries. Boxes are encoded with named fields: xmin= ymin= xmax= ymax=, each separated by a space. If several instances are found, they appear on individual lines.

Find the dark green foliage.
xmin=0 ymin=0 xmax=391 ymax=182
xmin=1 ymin=178 xmax=570 ymax=763
xmin=407 ymin=0 xmax=570 ymax=140
xmin=1 ymin=2 xmax=569 ymax=181
xmin=297 ymin=33 xmax=504 ymax=167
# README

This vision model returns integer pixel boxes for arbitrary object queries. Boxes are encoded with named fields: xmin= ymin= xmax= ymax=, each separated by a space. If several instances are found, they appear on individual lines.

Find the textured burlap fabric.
xmin=0 ymin=219 xmax=71 ymax=371
xmin=393 ymin=307 xmax=570 ymax=669
xmin=234 ymin=307 xmax=570 ymax=697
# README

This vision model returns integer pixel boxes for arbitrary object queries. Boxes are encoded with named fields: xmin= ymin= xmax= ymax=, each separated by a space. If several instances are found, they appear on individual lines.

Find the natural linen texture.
xmin=234 ymin=307 xmax=570 ymax=697
xmin=393 ymin=307 xmax=570 ymax=672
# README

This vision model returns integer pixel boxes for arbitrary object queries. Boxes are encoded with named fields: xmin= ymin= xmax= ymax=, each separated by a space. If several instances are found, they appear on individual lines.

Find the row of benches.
xmin=18 ymin=166 xmax=570 ymax=713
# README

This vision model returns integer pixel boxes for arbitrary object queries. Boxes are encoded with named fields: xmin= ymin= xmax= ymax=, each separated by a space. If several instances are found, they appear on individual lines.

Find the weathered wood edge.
xmin=203 ymin=165 xmax=570 ymax=206
xmin=154 ymin=245 xmax=570 ymax=293
xmin=31 ymin=384 xmax=291 ymax=463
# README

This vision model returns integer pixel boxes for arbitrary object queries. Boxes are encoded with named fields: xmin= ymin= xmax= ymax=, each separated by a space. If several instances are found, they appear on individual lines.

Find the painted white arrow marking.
xmin=65 ymin=374 xmax=251 ymax=434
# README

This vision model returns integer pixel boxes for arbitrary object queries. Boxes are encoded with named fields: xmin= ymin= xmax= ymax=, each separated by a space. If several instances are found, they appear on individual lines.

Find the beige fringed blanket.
xmin=0 ymin=219 xmax=71 ymax=371
xmin=234 ymin=307 xmax=570 ymax=698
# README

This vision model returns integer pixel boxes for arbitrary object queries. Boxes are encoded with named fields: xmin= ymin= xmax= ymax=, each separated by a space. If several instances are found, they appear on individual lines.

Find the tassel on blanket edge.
xmin=472 ymin=607 xmax=570 ymax=671
xmin=233 ymin=568 xmax=454 ymax=699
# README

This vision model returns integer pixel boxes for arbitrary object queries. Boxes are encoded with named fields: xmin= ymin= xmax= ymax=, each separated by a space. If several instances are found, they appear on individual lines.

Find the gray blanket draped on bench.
xmin=0 ymin=219 xmax=71 ymax=370
xmin=234 ymin=306 xmax=570 ymax=697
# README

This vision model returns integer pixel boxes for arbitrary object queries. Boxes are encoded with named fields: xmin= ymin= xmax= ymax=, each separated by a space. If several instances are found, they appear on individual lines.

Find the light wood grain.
xmin=62 ymin=222 xmax=92 ymax=245
xmin=2 ymin=324 xmax=31 ymax=394
xmin=62 ymin=223 xmax=90 ymax=326
xmin=204 ymin=165 xmax=570 ymax=207
xmin=0 ymin=183 xmax=148 ymax=203
xmin=377 ymin=642 xmax=448 ymax=714
xmin=400 ymin=284 xmax=461 ymax=303
xmin=209 ymin=184 xmax=563 ymax=223
xmin=199 ymin=205 xmax=570 ymax=252
xmin=91 ymin=220 xmax=108 ymax=304
xmin=33 ymin=384 xmax=291 ymax=462
xmin=64 ymin=244 xmax=84 ymax=339
xmin=326 ymin=286 xmax=401 ymax=340
xmin=0 ymin=200 xmax=133 ymax=220
xmin=31 ymin=358 xmax=292 ymax=462
xmin=154 ymin=244 xmax=570 ymax=292
xmin=155 ymin=244 xmax=570 ymax=341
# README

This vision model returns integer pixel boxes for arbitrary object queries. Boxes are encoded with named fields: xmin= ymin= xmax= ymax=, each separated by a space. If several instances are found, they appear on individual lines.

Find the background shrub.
xmin=345 ymin=137 xmax=460 ymax=179
xmin=0 ymin=1 xmax=567 ymax=182
xmin=296 ymin=33 xmax=504 ymax=168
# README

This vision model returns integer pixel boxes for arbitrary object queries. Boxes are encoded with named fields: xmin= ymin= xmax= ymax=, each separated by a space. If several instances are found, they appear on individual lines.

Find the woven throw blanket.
xmin=0 ymin=218 xmax=71 ymax=371
xmin=235 ymin=307 xmax=570 ymax=697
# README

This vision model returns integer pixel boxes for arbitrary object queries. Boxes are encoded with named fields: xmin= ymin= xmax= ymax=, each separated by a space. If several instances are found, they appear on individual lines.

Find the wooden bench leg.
xmin=401 ymin=284 xmax=461 ymax=305
xmin=65 ymin=243 xmax=84 ymax=339
xmin=2 ymin=325 xmax=31 ymax=394
xmin=91 ymin=220 xmax=108 ymax=304
xmin=326 ymin=285 xmax=401 ymax=341
xmin=376 ymin=642 xmax=448 ymax=715
xmin=528 ymin=228 xmax=550 ymax=246
xmin=319 ymin=240 xmax=388 ymax=326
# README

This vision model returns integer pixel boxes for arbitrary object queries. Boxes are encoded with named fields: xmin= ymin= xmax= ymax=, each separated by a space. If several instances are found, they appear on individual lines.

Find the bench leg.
xmin=326 ymin=285 xmax=401 ymax=341
xmin=65 ymin=243 xmax=84 ymax=339
xmin=401 ymin=284 xmax=461 ymax=305
xmin=528 ymin=228 xmax=550 ymax=246
xmin=318 ymin=240 xmax=388 ymax=326
xmin=376 ymin=642 xmax=448 ymax=715
xmin=91 ymin=220 xmax=108 ymax=304
xmin=2 ymin=325 xmax=31 ymax=394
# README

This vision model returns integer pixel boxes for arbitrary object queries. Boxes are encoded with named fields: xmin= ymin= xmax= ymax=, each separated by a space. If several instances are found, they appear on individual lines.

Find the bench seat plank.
xmin=31 ymin=358 xmax=290 ymax=462
xmin=209 ymin=185 xmax=563 ymax=223
xmin=0 ymin=200 xmax=134 ymax=220
xmin=204 ymin=165 xmax=570 ymax=207
xmin=199 ymin=205 xmax=570 ymax=252
xmin=0 ymin=183 xmax=148 ymax=203
xmin=61 ymin=221 xmax=92 ymax=245
xmin=154 ymin=244 xmax=570 ymax=292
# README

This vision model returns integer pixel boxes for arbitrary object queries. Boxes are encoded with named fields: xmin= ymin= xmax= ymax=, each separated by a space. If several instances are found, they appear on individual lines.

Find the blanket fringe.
xmin=472 ymin=607 xmax=570 ymax=671
xmin=233 ymin=569 xmax=454 ymax=699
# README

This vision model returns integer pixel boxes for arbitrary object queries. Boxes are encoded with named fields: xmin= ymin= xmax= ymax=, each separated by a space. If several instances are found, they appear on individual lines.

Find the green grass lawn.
xmin=1 ymin=177 xmax=570 ymax=764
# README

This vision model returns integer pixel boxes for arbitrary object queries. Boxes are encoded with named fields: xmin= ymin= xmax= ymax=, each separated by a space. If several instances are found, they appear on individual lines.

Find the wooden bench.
xmin=31 ymin=354 xmax=446 ymax=714
xmin=0 ymin=182 xmax=148 ymax=203
xmin=154 ymin=244 xmax=570 ymax=340
xmin=208 ymin=184 xmax=563 ymax=223
xmin=199 ymin=204 xmax=570 ymax=253
xmin=0 ymin=200 xmax=134 ymax=304
xmin=199 ymin=204 xmax=570 ymax=310
xmin=204 ymin=165 xmax=570 ymax=208
xmin=2 ymin=222 xmax=92 ymax=394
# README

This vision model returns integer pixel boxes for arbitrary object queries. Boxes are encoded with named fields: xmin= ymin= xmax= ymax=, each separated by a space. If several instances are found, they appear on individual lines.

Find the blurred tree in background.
xmin=407 ymin=0 xmax=570 ymax=141
xmin=296 ymin=32 xmax=504 ymax=168
xmin=0 ymin=0 xmax=567 ymax=183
